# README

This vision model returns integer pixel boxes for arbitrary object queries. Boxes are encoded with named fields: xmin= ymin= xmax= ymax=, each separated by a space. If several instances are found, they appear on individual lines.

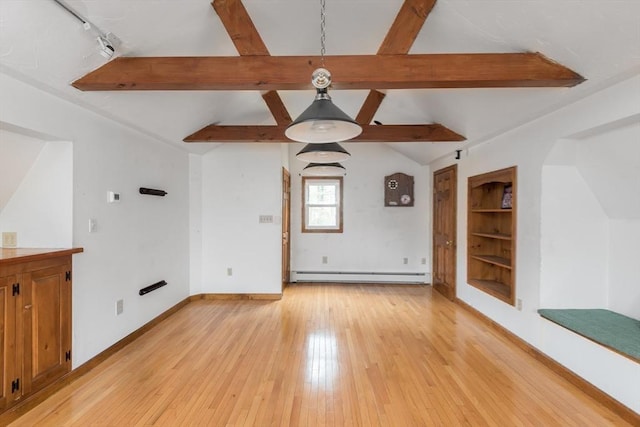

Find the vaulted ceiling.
xmin=1 ymin=0 xmax=639 ymax=164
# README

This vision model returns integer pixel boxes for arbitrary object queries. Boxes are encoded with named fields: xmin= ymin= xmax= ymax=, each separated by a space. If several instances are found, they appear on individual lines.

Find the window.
xmin=302 ymin=177 xmax=343 ymax=233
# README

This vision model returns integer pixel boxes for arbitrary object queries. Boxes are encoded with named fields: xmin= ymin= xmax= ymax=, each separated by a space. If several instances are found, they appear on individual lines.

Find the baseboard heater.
xmin=291 ymin=271 xmax=428 ymax=284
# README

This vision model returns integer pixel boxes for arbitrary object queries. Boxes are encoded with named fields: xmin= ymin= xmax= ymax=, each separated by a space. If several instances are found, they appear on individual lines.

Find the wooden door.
xmin=22 ymin=260 xmax=72 ymax=394
xmin=433 ymin=165 xmax=457 ymax=300
xmin=0 ymin=275 xmax=18 ymax=409
xmin=282 ymin=168 xmax=291 ymax=290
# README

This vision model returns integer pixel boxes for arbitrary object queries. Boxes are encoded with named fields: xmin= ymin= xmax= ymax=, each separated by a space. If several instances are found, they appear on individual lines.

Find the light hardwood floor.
xmin=10 ymin=285 xmax=633 ymax=426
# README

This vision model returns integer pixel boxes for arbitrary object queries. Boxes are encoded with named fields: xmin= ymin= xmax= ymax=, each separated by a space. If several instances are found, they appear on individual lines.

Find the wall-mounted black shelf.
xmin=139 ymin=280 xmax=167 ymax=296
xmin=139 ymin=187 xmax=167 ymax=197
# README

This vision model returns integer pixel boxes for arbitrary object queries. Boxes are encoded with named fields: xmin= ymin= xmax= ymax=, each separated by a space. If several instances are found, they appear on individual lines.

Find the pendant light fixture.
xmin=285 ymin=0 xmax=362 ymax=144
xmin=302 ymin=162 xmax=347 ymax=176
xmin=296 ymin=142 xmax=351 ymax=163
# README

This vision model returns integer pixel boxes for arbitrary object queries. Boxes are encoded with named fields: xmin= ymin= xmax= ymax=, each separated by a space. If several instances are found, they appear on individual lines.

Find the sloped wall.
xmin=540 ymin=122 xmax=640 ymax=318
xmin=0 ymin=140 xmax=72 ymax=247
xmin=576 ymin=121 xmax=640 ymax=318
xmin=540 ymin=163 xmax=609 ymax=308
xmin=576 ymin=122 xmax=640 ymax=219
xmin=0 ymin=128 xmax=45 ymax=212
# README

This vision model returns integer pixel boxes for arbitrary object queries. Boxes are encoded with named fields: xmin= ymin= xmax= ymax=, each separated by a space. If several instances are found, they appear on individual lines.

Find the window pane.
xmin=308 ymin=184 xmax=337 ymax=205
xmin=302 ymin=176 xmax=342 ymax=233
xmin=308 ymin=207 xmax=337 ymax=227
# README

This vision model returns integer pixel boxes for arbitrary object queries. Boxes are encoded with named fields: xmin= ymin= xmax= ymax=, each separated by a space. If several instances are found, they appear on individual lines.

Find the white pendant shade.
xmin=285 ymin=89 xmax=362 ymax=143
xmin=296 ymin=142 xmax=351 ymax=163
xmin=302 ymin=162 xmax=347 ymax=176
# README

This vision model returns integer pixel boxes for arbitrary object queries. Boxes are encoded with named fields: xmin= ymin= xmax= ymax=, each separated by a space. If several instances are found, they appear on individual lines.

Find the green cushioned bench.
xmin=538 ymin=309 xmax=640 ymax=363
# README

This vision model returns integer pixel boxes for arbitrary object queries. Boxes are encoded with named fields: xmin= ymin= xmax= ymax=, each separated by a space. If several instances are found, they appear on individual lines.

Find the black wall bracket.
xmin=139 ymin=187 xmax=167 ymax=197
xmin=139 ymin=280 xmax=168 ymax=296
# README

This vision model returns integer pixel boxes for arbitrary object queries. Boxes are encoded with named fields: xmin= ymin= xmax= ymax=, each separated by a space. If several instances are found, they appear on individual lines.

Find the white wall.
xmin=0 ymin=129 xmax=45 ymax=212
xmin=540 ymin=165 xmax=609 ymax=308
xmin=200 ymin=144 xmax=283 ymax=294
xmin=540 ymin=122 xmax=640 ymax=317
xmin=189 ymin=153 xmax=203 ymax=295
xmin=290 ymin=143 xmax=430 ymax=279
xmin=609 ymin=220 xmax=640 ymax=318
xmin=576 ymin=122 xmax=640 ymax=219
xmin=0 ymin=140 xmax=72 ymax=248
xmin=429 ymin=73 xmax=640 ymax=413
xmin=577 ymin=122 xmax=640 ymax=318
xmin=0 ymin=71 xmax=191 ymax=367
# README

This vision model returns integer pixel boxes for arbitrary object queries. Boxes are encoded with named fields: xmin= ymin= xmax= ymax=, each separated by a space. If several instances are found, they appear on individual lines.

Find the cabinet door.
xmin=22 ymin=261 xmax=72 ymax=394
xmin=0 ymin=275 xmax=18 ymax=409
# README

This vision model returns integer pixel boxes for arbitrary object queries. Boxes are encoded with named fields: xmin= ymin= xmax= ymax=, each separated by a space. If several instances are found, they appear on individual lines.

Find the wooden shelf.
xmin=468 ymin=279 xmax=511 ymax=301
xmin=471 ymin=255 xmax=511 ymax=269
xmin=471 ymin=209 xmax=512 ymax=213
xmin=467 ymin=166 xmax=517 ymax=306
xmin=470 ymin=232 xmax=512 ymax=241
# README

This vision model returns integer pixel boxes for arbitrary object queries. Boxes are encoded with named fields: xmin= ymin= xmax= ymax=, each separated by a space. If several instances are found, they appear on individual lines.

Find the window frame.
xmin=302 ymin=176 xmax=344 ymax=233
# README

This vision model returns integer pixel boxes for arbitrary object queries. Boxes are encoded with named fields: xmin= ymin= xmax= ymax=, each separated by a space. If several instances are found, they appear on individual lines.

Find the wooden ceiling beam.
xmin=378 ymin=0 xmax=437 ymax=55
xmin=262 ymin=91 xmax=291 ymax=125
xmin=183 ymin=124 xmax=465 ymax=143
xmin=356 ymin=91 xmax=386 ymax=125
xmin=355 ymin=0 xmax=436 ymax=125
xmin=212 ymin=0 xmax=269 ymax=55
xmin=73 ymin=53 xmax=584 ymax=91
xmin=213 ymin=0 xmax=292 ymax=126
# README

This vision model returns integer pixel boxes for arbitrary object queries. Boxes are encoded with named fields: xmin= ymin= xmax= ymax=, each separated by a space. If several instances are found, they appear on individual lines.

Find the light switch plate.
xmin=2 ymin=232 xmax=17 ymax=248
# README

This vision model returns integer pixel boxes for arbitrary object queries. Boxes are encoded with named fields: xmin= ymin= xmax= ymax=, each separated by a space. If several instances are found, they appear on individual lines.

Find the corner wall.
xmin=0 ymin=71 xmax=191 ymax=367
xmin=199 ymin=144 xmax=283 ymax=294
xmin=289 ymin=143 xmax=431 ymax=280
xmin=428 ymin=74 xmax=640 ymax=413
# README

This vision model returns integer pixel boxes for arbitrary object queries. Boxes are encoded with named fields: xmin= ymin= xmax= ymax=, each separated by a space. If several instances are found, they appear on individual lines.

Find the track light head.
xmin=97 ymin=36 xmax=115 ymax=59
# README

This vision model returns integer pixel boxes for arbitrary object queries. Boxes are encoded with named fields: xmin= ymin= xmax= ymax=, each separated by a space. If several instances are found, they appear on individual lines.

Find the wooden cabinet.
xmin=467 ymin=167 xmax=516 ymax=305
xmin=0 ymin=275 xmax=19 ymax=410
xmin=0 ymin=248 xmax=81 ymax=412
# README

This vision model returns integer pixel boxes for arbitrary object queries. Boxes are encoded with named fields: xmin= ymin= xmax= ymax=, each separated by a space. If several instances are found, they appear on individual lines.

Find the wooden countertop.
xmin=0 ymin=248 xmax=84 ymax=265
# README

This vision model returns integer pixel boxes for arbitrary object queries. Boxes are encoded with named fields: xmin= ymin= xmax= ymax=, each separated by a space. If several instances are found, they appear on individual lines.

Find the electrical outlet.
xmin=421 ymin=258 xmax=427 ymax=265
xmin=89 ymin=219 xmax=97 ymax=233
xmin=322 ymin=256 xmax=328 ymax=264
xmin=2 ymin=232 xmax=17 ymax=248
xmin=227 ymin=267 xmax=233 ymax=276
xmin=403 ymin=257 xmax=409 ymax=265
xmin=517 ymin=299 xmax=523 ymax=311
xmin=116 ymin=299 xmax=124 ymax=316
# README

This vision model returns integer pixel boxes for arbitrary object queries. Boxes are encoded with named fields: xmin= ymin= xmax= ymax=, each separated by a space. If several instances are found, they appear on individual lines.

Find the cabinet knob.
xmin=24 ymin=304 xmax=32 ymax=310
xmin=445 ymin=240 xmax=452 ymax=246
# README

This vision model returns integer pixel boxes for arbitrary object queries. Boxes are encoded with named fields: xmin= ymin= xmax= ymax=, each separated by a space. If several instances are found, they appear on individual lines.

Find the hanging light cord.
xmin=320 ymin=0 xmax=326 ymax=68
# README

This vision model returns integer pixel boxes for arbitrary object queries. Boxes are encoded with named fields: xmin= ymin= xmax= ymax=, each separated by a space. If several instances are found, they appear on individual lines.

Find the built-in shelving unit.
xmin=467 ymin=167 xmax=517 ymax=305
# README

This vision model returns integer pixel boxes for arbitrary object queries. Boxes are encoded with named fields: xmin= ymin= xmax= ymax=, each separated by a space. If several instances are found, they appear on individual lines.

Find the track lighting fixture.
xmin=97 ymin=36 xmax=115 ymax=59
xmin=51 ymin=0 xmax=120 ymax=61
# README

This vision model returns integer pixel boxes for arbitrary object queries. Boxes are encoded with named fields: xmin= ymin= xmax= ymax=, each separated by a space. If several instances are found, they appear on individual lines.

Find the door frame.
xmin=281 ymin=167 xmax=291 ymax=291
xmin=432 ymin=164 xmax=457 ymax=300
